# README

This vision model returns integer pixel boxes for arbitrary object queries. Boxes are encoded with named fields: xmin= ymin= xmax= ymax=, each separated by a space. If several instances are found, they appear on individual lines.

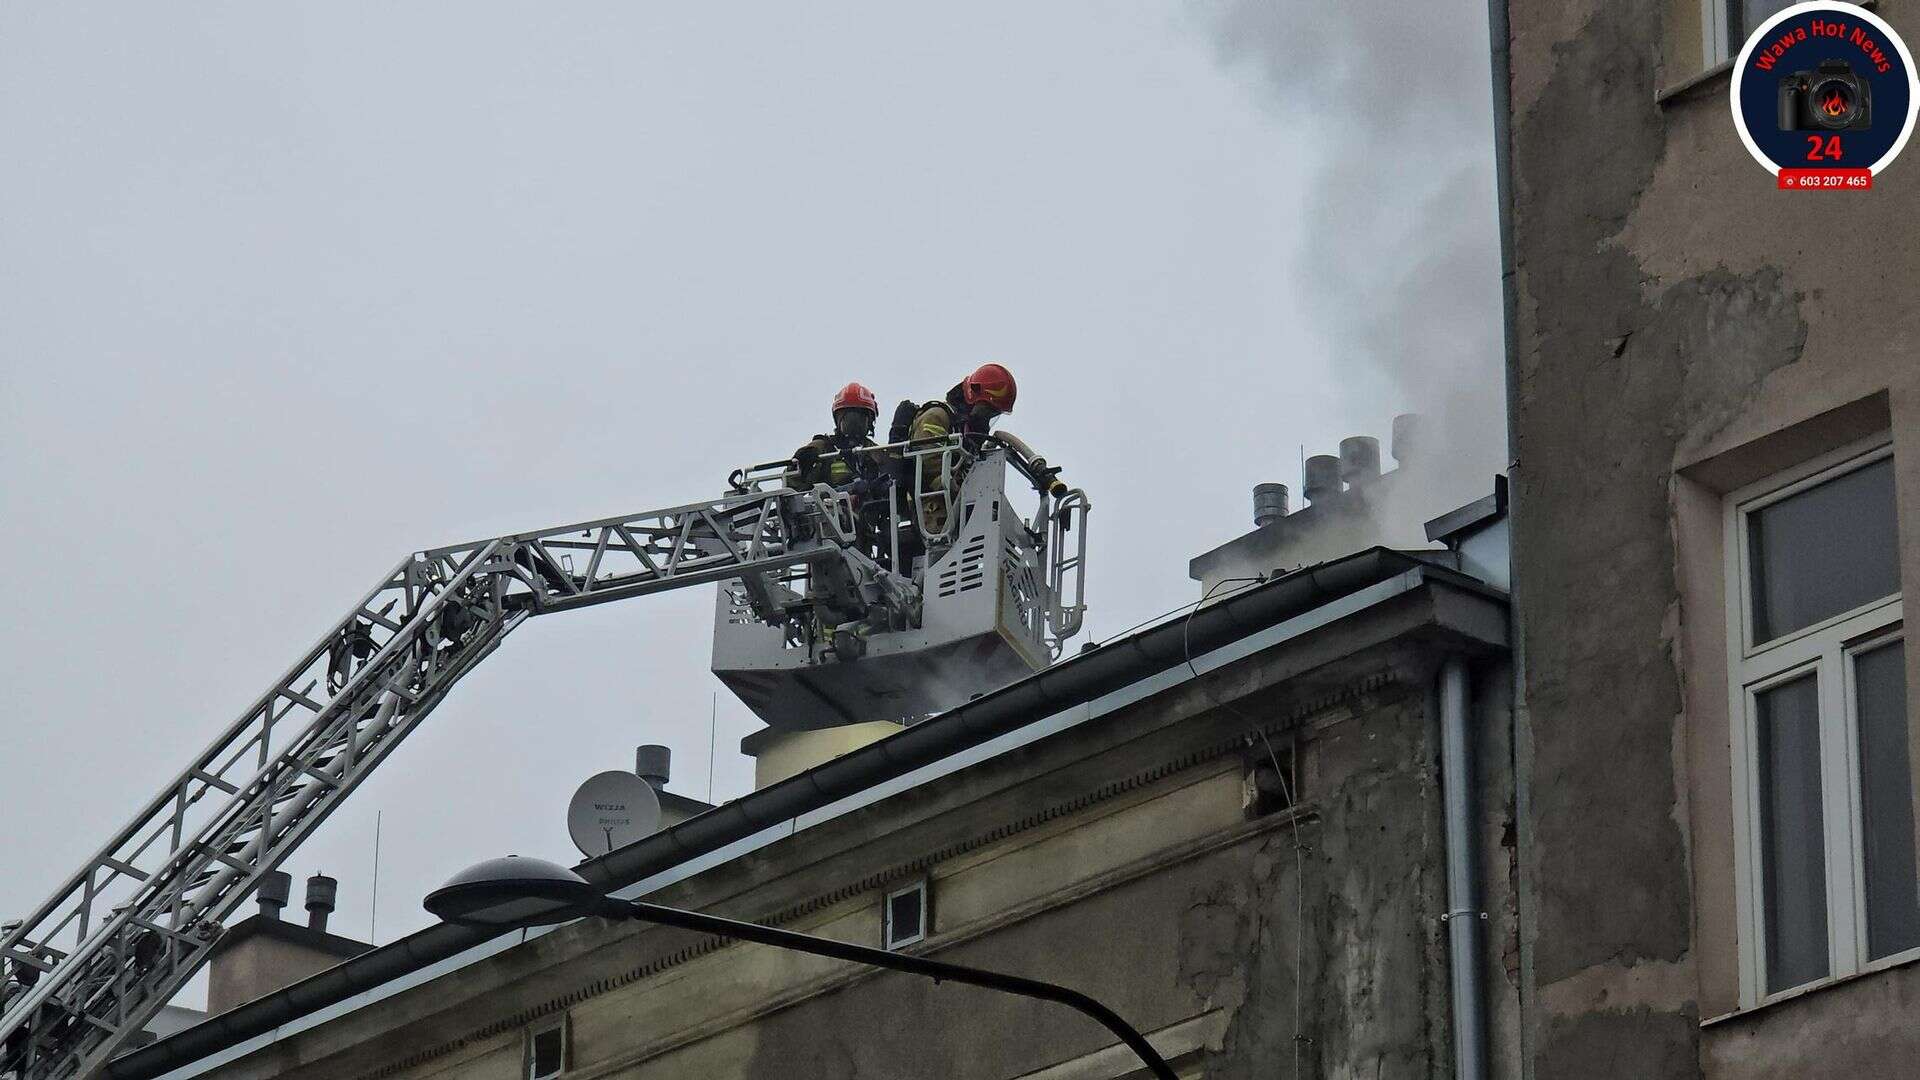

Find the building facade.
xmin=84 ymin=2 xmax=1920 ymax=1076
xmin=112 ymin=536 xmax=1514 ymax=1080
xmin=1503 ymin=0 xmax=1920 ymax=1077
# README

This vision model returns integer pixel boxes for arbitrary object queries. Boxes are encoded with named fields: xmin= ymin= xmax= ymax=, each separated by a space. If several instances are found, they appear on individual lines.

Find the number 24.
xmin=1806 ymin=135 xmax=1843 ymax=160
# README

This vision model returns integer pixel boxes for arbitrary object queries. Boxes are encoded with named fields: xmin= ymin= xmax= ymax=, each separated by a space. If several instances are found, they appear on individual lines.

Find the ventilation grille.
xmin=935 ymin=534 xmax=990 ymax=597
xmin=1003 ymin=539 xmax=1040 ymax=626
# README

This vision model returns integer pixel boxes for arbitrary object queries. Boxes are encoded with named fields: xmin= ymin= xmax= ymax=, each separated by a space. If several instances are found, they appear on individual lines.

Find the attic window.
xmin=1242 ymin=740 xmax=1298 ymax=820
xmin=527 ymin=1017 xmax=568 ymax=1079
xmin=884 ymin=881 xmax=928 ymax=950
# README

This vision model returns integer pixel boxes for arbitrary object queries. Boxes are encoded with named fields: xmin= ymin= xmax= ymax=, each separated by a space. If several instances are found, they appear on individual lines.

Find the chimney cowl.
xmin=257 ymin=871 xmax=291 ymax=920
xmin=636 ymin=744 xmax=672 ymax=790
xmin=304 ymin=874 xmax=337 ymax=934
xmin=1338 ymin=436 xmax=1381 ymax=486
xmin=1391 ymin=413 xmax=1425 ymax=467
xmin=1252 ymin=483 xmax=1289 ymax=528
xmin=1303 ymin=455 xmax=1343 ymax=505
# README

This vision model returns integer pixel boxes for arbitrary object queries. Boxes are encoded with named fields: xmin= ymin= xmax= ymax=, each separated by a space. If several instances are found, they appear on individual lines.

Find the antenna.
xmin=368 ymin=810 xmax=382 ymax=942
xmin=566 ymin=771 xmax=662 ymax=858
xmin=706 ymin=692 xmax=718 ymax=804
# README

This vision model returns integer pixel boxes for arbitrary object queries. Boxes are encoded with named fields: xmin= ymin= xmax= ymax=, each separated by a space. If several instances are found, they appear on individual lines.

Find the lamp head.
xmin=423 ymin=855 xmax=605 ymax=930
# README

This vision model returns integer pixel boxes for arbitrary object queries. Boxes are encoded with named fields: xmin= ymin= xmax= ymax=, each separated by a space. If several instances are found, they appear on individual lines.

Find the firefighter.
xmin=889 ymin=363 xmax=1018 ymax=539
xmin=790 ymin=382 xmax=899 ymax=567
xmin=896 ymin=362 xmax=1017 ymax=450
xmin=791 ymin=382 xmax=882 ymax=489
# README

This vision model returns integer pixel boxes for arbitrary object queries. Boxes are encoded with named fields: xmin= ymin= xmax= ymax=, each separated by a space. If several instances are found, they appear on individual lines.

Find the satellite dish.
xmin=566 ymin=771 xmax=662 ymax=858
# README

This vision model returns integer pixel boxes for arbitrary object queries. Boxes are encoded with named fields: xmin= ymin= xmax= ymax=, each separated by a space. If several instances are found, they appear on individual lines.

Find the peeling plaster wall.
xmin=1505 ymin=0 xmax=1920 ymax=1077
xmin=196 ymin=597 xmax=1518 ymax=1080
xmin=714 ymin=686 xmax=1465 ymax=1080
xmin=1700 ymin=963 xmax=1920 ymax=1078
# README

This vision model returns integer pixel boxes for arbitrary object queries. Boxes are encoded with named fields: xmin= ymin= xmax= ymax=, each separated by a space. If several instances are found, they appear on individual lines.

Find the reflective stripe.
xmin=910 ymin=407 xmax=951 ymax=441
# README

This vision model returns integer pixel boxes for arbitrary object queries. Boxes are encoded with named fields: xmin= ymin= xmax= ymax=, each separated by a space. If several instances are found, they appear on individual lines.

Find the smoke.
xmin=1192 ymin=0 xmax=1508 ymax=501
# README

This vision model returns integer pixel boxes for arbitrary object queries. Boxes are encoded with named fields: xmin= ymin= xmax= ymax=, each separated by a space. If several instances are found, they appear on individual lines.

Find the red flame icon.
xmin=1822 ymin=89 xmax=1850 ymax=117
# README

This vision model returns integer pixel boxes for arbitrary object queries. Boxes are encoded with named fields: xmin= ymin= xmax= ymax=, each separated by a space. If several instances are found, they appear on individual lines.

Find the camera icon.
xmin=1779 ymin=59 xmax=1873 ymax=131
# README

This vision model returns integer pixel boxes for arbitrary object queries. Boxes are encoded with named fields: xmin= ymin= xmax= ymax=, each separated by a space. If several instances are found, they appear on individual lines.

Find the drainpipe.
xmin=1483 ymin=0 xmax=1536 ymax=1072
xmin=1441 ymin=656 xmax=1487 ymax=1080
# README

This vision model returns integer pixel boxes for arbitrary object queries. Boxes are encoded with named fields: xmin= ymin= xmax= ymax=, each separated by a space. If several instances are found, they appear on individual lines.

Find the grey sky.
xmin=0 ymin=2 xmax=1499 ymax=997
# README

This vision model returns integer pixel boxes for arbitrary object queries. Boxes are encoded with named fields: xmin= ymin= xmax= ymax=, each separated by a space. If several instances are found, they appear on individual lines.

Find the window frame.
xmin=1704 ymin=0 xmax=1871 ymax=65
xmin=525 ymin=1015 xmax=569 ymax=1080
xmin=1703 ymin=0 xmax=1735 ymax=68
xmin=1725 ymin=435 xmax=1907 ymax=1009
xmin=882 ymin=880 xmax=929 ymax=951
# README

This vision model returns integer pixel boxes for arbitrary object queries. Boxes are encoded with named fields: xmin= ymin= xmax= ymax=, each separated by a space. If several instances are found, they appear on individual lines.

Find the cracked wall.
xmin=1506 ymin=0 xmax=1920 ymax=1076
xmin=1198 ymin=688 xmax=1451 ymax=1080
xmin=715 ymin=684 xmax=1469 ymax=1080
xmin=198 ymin=599 xmax=1517 ymax=1080
xmin=717 ymin=659 xmax=1512 ymax=1080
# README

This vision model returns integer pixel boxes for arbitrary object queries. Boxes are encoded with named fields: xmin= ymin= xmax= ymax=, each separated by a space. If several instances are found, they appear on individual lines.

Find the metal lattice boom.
xmin=0 ymin=488 xmax=820 ymax=1080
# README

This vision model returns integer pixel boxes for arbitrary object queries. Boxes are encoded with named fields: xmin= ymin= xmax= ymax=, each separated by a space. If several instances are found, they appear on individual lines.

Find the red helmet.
xmin=832 ymin=381 xmax=878 ymax=417
xmin=961 ymin=363 xmax=1017 ymax=414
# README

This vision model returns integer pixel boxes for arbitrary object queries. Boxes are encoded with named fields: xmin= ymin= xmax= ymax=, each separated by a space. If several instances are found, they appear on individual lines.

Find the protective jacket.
xmin=792 ymin=432 xmax=879 ymax=488
xmin=900 ymin=384 xmax=994 ymax=448
xmin=890 ymin=384 xmax=996 ymax=537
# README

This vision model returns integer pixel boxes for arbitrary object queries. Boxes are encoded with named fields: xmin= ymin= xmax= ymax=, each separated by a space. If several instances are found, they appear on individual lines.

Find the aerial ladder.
xmin=0 ymin=434 xmax=1087 ymax=1080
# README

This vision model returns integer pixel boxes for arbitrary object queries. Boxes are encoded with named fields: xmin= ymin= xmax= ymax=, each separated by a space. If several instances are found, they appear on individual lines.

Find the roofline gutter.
xmin=109 ymin=546 xmax=1429 ymax=1080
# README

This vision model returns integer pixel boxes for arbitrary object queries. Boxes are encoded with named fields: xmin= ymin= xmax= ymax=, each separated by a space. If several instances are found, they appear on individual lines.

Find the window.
xmin=526 ymin=1017 xmax=568 ymax=1079
xmin=1727 ymin=440 xmax=1911 ymax=1006
xmin=1241 ymin=743 xmax=1298 ymax=820
xmin=883 ymin=881 xmax=928 ymax=950
xmin=1705 ymin=0 xmax=1861 ymax=64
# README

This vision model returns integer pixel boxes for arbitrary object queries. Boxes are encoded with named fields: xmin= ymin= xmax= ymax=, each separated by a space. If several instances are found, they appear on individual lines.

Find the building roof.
xmin=203 ymin=915 xmax=371 ymax=966
xmin=109 ymin=545 xmax=1508 ymax=1080
xmin=1423 ymin=474 xmax=1510 ymax=545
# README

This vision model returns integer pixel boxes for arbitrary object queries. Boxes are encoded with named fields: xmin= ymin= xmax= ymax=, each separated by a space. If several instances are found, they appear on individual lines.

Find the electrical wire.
xmin=1083 ymin=575 xmax=1266 ymax=650
xmin=1183 ymin=575 xmax=1311 ymax=1078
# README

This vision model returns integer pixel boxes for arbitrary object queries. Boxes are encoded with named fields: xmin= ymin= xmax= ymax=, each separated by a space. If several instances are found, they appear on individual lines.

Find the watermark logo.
xmin=1730 ymin=2 xmax=1918 ymax=189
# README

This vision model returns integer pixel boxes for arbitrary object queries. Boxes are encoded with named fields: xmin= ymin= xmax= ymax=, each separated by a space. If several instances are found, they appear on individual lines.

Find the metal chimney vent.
xmin=1339 ymin=436 xmax=1381 ymax=485
xmin=1253 ymin=483 xmax=1289 ymax=527
xmin=636 ymin=744 xmax=672 ymax=790
xmin=1391 ymin=413 xmax=1425 ymax=467
xmin=304 ymin=874 xmax=337 ymax=933
xmin=256 ymin=871 xmax=291 ymax=920
xmin=1303 ymin=455 xmax=1343 ymax=505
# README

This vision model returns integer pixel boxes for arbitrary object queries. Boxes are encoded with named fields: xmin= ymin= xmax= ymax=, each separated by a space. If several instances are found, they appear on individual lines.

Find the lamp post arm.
xmin=605 ymin=898 xmax=1178 ymax=1080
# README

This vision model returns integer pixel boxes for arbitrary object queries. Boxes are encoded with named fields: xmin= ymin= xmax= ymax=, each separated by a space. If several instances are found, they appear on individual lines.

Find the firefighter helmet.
xmin=961 ymin=363 xmax=1017 ymax=414
xmin=832 ymin=382 xmax=879 ymax=417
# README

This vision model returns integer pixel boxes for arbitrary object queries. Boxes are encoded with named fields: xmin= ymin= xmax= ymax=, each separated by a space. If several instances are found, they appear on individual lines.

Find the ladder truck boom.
xmin=1 ymin=435 xmax=1088 ymax=1080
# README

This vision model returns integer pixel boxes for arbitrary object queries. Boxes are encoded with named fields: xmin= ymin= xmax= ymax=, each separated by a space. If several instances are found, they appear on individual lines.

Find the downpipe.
xmin=1440 ymin=656 xmax=1488 ymax=1080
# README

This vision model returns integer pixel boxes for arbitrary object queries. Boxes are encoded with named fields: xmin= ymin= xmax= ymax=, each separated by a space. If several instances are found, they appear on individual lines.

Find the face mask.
xmin=968 ymin=403 xmax=999 ymax=429
xmin=836 ymin=411 xmax=873 ymax=440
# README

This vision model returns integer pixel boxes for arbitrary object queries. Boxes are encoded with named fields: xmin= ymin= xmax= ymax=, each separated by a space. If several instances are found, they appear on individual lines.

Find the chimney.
xmin=304 ymin=874 xmax=337 ymax=934
xmin=1391 ymin=413 xmax=1425 ymax=467
xmin=742 ymin=722 xmax=904 ymax=791
xmin=256 ymin=871 xmax=291 ymax=921
xmin=636 ymin=744 xmax=672 ymax=791
xmin=1252 ymin=483 xmax=1289 ymax=528
xmin=207 ymin=873 xmax=369 ymax=1015
xmin=1303 ymin=455 xmax=1342 ymax=505
xmin=1338 ymin=436 xmax=1381 ymax=487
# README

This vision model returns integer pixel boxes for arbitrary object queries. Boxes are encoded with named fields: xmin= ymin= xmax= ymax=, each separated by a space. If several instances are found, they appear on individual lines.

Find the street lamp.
xmin=425 ymin=856 xmax=1178 ymax=1080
